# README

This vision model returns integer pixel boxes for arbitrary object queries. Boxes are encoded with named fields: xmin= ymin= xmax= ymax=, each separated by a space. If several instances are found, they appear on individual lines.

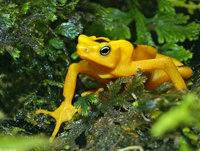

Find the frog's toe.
xmin=36 ymin=109 xmax=52 ymax=115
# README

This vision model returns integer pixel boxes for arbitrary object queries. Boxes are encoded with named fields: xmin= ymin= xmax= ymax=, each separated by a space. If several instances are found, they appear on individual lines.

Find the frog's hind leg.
xmin=177 ymin=65 xmax=192 ymax=79
xmin=144 ymin=69 xmax=170 ymax=90
xmin=145 ymin=65 xmax=192 ymax=90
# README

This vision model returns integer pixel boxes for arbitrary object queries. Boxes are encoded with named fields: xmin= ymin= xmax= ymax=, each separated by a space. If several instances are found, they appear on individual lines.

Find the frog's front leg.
xmin=36 ymin=60 xmax=92 ymax=141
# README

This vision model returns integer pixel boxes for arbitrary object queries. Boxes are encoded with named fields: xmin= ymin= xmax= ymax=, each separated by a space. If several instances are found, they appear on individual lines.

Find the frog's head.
xmin=77 ymin=34 xmax=121 ymax=69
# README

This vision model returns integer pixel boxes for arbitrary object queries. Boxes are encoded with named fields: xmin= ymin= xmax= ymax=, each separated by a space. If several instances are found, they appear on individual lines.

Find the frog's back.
xmin=131 ymin=44 xmax=192 ymax=79
xmin=131 ymin=44 xmax=183 ymax=65
xmin=132 ymin=44 xmax=157 ymax=61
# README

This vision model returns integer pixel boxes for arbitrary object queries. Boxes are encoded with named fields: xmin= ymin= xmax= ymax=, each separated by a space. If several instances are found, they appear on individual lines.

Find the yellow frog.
xmin=36 ymin=34 xmax=193 ymax=141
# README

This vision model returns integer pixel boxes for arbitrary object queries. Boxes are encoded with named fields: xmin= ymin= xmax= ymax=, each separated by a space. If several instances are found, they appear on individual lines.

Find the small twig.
xmin=111 ymin=135 xmax=124 ymax=151
xmin=118 ymin=145 xmax=144 ymax=151
xmin=131 ymin=93 xmax=137 ymax=100
xmin=141 ymin=112 xmax=151 ymax=122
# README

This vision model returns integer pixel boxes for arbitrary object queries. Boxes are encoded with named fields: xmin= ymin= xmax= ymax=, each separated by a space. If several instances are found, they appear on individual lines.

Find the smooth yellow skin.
xmin=36 ymin=34 xmax=193 ymax=141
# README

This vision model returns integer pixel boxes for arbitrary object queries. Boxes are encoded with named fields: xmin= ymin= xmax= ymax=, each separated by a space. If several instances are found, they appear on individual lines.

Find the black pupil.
xmin=100 ymin=46 xmax=110 ymax=56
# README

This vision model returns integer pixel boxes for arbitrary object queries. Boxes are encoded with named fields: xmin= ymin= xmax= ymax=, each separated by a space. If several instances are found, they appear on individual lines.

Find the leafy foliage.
xmin=85 ymin=6 xmax=134 ymax=39
xmin=74 ymin=93 xmax=98 ymax=116
xmin=153 ymin=13 xmax=199 ymax=43
xmin=131 ymin=6 xmax=156 ymax=46
xmin=161 ymin=43 xmax=193 ymax=61
xmin=170 ymin=0 xmax=200 ymax=14
xmin=0 ymin=0 xmax=200 ymax=150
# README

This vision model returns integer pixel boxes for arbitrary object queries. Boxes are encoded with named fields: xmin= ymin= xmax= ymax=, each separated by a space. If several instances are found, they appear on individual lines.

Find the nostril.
xmin=77 ymin=44 xmax=89 ymax=53
xmin=85 ymin=47 xmax=89 ymax=52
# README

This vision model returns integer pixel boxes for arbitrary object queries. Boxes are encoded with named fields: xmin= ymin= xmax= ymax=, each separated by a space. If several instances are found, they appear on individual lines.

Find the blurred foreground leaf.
xmin=151 ymin=93 xmax=200 ymax=137
xmin=0 ymin=136 xmax=49 ymax=151
xmin=0 ymin=111 xmax=5 ymax=120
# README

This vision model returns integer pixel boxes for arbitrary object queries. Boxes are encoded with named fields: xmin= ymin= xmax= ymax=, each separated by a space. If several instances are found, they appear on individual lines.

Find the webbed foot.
xmin=36 ymin=102 xmax=77 ymax=142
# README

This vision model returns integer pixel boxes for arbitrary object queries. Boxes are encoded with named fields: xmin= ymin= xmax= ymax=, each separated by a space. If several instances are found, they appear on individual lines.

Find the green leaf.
xmin=133 ymin=8 xmax=155 ymax=46
xmin=31 ymin=0 xmax=57 ymax=22
xmin=58 ymin=0 xmax=67 ymax=4
xmin=0 ymin=136 xmax=49 ymax=151
xmin=179 ymin=137 xmax=193 ymax=151
xmin=7 ymin=46 xmax=20 ymax=60
xmin=182 ymin=127 xmax=198 ymax=141
xmin=170 ymin=0 xmax=200 ymax=14
xmin=55 ymin=21 xmax=83 ymax=39
xmin=158 ymin=0 xmax=175 ymax=14
xmin=86 ymin=7 xmax=133 ymax=40
xmin=161 ymin=43 xmax=193 ymax=61
xmin=0 ymin=49 xmax=4 ymax=54
xmin=111 ymin=23 xmax=131 ymax=39
xmin=106 ymin=8 xmax=134 ymax=26
xmin=22 ymin=2 xmax=30 ymax=14
xmin=86 ymin=21 xmax=131 ymax=40
xmin=70 ymin=51 xmax=79 ymax=60
xmin=48 ymin=13 xmax=57 ymax=22
xmin=0 ymin=13 xmax=13 ymax=29
xmin=49 ymin=38 xmax=64 ymax=49
xmin=0 ymin=111 xmax=6 ymax=120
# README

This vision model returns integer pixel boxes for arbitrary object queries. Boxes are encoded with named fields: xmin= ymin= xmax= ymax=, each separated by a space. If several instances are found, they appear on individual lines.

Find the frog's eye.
xmin=100 ymin=46 xmax=110 ymax=56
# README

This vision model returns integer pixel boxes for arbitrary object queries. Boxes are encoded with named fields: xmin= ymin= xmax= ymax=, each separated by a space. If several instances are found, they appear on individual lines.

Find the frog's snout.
xmin=77 ymin=44 xmax=89 ymax=60
xmin=78 ymin=34 xmax=90 ymax=44
xmin=77 ymin=35 xmax=90 ymax=53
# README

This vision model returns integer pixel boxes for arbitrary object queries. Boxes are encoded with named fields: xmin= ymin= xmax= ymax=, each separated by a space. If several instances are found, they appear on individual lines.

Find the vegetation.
xmin=0 ymin=0 xmax=200 ymax=150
